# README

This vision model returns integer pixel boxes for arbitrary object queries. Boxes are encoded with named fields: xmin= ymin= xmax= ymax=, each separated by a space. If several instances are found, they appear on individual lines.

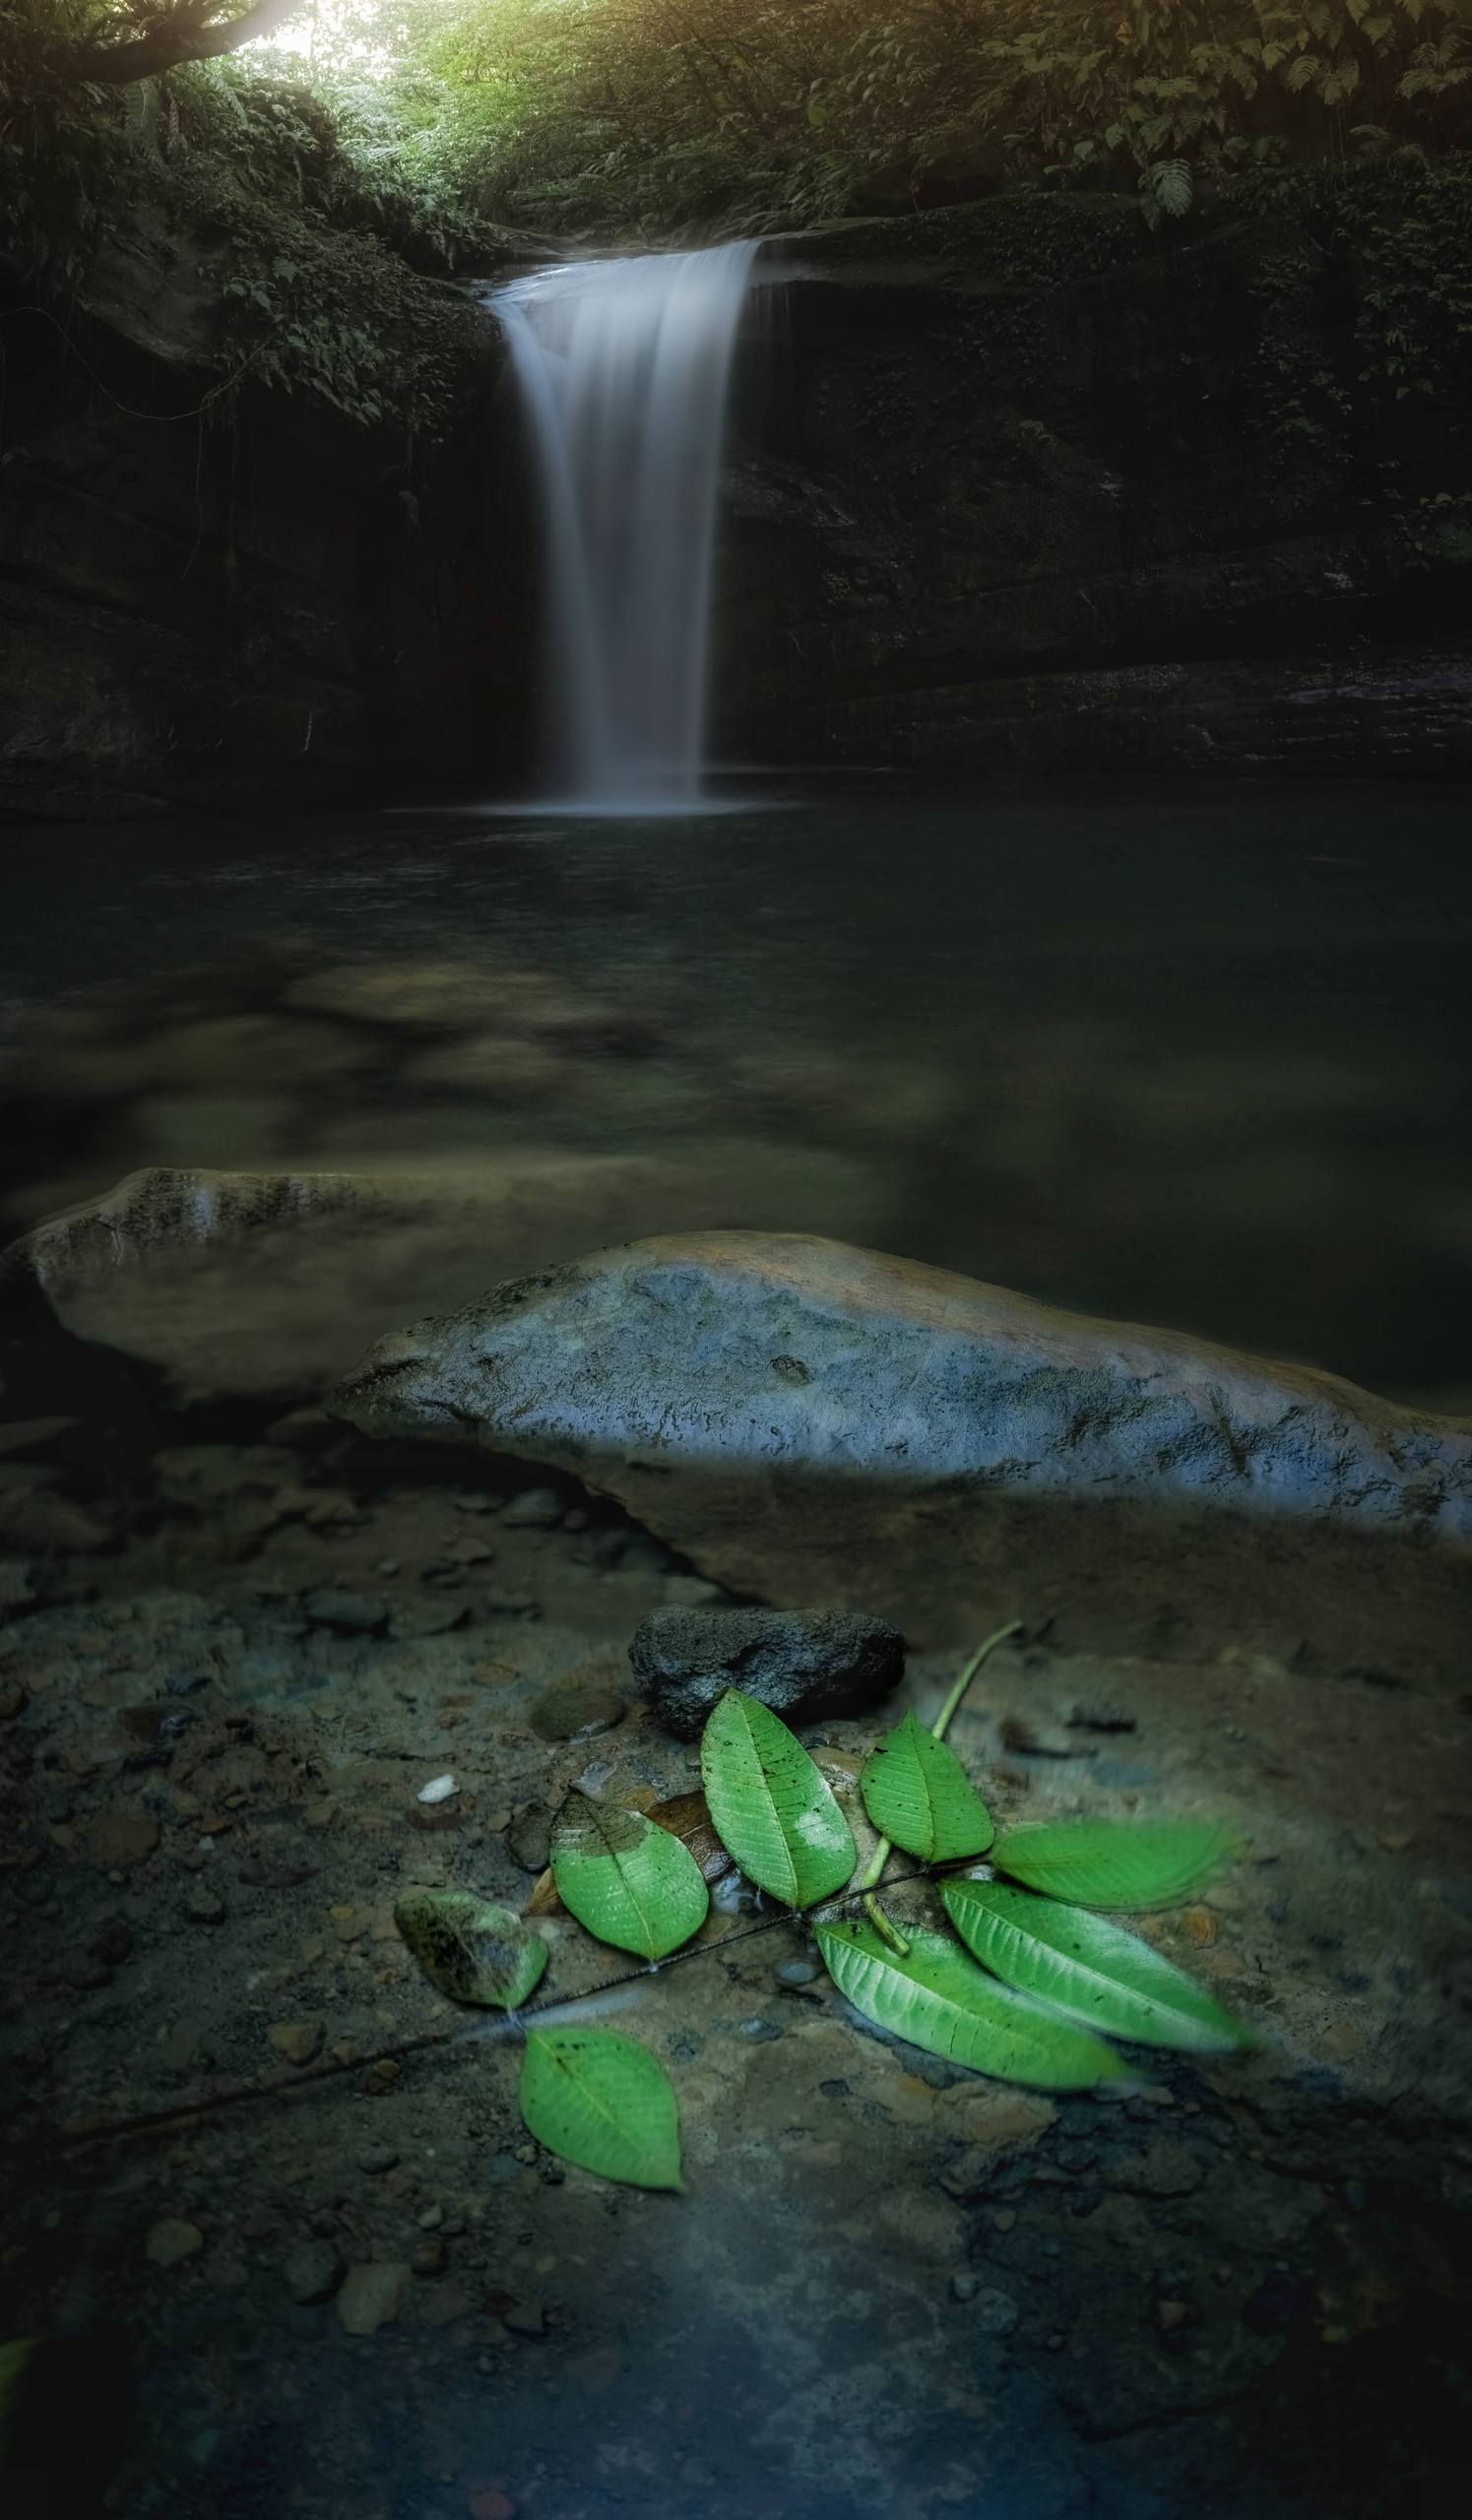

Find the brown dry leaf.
xmin=647 ymin=1790 xmax=737 ymax=1887
xmin=523 ymin=1788 xmax=736 ymax=1917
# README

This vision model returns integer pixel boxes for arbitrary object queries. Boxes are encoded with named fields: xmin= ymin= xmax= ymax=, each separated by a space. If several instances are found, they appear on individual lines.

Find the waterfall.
xmin=492 ymin=242 xmax=759 ymax=812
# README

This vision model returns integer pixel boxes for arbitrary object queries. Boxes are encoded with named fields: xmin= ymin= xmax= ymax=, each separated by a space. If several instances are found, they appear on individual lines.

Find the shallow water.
xmin=4 ymin=776 xmax=1469 ymax=1400
xmin=3 ymin=776 xmax=1471 ymax=2520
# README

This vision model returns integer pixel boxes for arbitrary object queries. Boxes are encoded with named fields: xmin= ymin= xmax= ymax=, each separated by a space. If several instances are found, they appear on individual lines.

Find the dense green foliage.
xmin=2 ymin=0 xmax=1468 ymax=427
xmin=405 ymin=0 xmax=1472 ymax=237
xmin=0 ymin=2 xmax=500 ymax=433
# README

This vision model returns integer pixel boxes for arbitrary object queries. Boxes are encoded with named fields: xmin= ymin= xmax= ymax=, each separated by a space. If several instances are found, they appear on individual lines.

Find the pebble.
xmin=528 ymin=1681 xmax=625 ymax=1743
xmin=951 ymin=2271 xmax=980 ymax=2302
xmin=417 ymin=1774 xmax=458 ymax=1804
xmin=938 ymin=2147 xmax=993 ymax=2202
xmin=302 ymin=1589 xmax=389 ymax=1633
xmin=283 ymin=2241 xmax=344 ymax=2305
xmin=502 ymin=2301 xmax=545 ymax=2338
xmin=505 ymin=1803 xmax=553 ymax=1871
xmin=185 ymin=1881 xmax=227 ymax=1925
xmin=389 ymin=1601 xmax=469 ymax=1640
xmin=416 ymin=2203 xmax=445 ymax=2231
xmin=739 ymin=2017 xmax=783 ymax=2043
xmin=975 ymin=2287 xmax=1020 ymax=2337
xmin=88 ymin=1809 xmax=160 ymax=1869
xmin=775 ymin=1959 xmax=819 ymax=1987
xmin=146 ymin=2219 xmax=204 ymax=2269
xmin=268 ymin=2021 xmax=325 ymax=2068
xmin=337 ymin=2262 xmax=410 ymax=2336
xmin=412 ymin=2236 xmax=448 ymax=2279
xmin=1105 ymin=2138 xmax=1204 ymax=2198
xmin=357 ymin=2143 xmax=400 ymax=2174
xmin=500 ymin=1487 xmax=564 ymax=1529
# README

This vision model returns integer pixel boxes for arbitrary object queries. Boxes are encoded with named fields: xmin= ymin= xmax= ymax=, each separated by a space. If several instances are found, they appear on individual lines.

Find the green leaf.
xmin=860 ymin=1711 xmax=993 ymax=1862
xmin=394 ymin=1890 xmax=546 ymax=2009
xmin=991 ymin=1820 xmax=1237 ymax=1910
xmin=942 ymin=1881 xmax=1248 ymax=2052
xmin=816 ymin=1919 xmax=1128 ymax=2089
xmin=520 ymin=2028 xmax=683 ymax=2190
xmin=549 ymin=1793 xmax=708 ymax=1960
xmin=700 ymin=1692 xmax=856 ymax=1907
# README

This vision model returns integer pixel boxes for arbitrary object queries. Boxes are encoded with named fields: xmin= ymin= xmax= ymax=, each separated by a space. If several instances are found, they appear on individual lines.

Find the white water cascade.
xmin=492 ymin=242 xmax=759 ymax=811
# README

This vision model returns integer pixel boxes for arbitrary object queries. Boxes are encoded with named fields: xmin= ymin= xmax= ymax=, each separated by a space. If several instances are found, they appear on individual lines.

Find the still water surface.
xmin=3 ymin=776 xmax=1469 ymax=1400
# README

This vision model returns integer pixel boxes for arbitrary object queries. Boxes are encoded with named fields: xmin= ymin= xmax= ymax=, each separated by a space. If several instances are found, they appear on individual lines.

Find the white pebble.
xmin=417 ymin=1774 xmax=457 ymax=1804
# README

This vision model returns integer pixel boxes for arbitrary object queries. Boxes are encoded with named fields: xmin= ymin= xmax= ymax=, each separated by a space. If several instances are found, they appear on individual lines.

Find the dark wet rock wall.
xmin=0 ymin=222 xmax=531 ymax=818
xmin=719 ymin=175 xmax=1472 ymax=776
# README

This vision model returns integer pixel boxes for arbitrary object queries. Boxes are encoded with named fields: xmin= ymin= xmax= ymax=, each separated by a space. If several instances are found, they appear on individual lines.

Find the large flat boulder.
xmin=332 ymin=1231 xmax=1471 ymax=1673
xmin=0 ymin=1157 xmax=881 ymax=1406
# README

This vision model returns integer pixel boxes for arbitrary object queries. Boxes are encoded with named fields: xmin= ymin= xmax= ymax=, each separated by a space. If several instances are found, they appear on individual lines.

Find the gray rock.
xmin=283 ymin=2240 xmax=344 ymax=2305
xmin=976 ymin=2287 xmax=1020 ymax=2337
xmin=501 ymin=1485 xmax=565 ymax=1530
xmin=1105 ymin=2139 xmax=1205 ymax=2199
xmin=332 ymin=1230 xmax=1472 ymax=1672
xmin=336 ymin=2261 xmax=410 ymax=2336
xmin=146 ymin=2218 xmax=204 ymax=2269
xmin=356 ymin=2143 xmax=399 ymax=2174
xmin=302 ymin=1589 xmax=388 ymax=1634
xmin=2 ymin=1154 xmax=880 ymax=1404
xmin=387 ymin=1599 xmax=467 ymax=1640
xmin=184 ymin=1881 xmax=226 ymax=1926
xmin=627 ymin=1606 xmax=903 ymax=1740
xmin=504 ymin=1801 xmax=553 ymax=1871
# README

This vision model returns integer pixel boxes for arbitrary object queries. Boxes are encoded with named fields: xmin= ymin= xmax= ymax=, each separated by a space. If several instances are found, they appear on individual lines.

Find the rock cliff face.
xmin=718 ymin=178 xmax=1472 ymax=776
xmin=0 ymin=220 xmax=530 ymax=817
xmin=4 ymin=169 xmax=1469 ymax=813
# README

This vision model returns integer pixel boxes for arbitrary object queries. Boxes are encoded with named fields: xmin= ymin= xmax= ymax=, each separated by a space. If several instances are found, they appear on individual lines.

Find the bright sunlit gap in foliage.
xmin=32 ymin=7 xmax=1472 ymax=245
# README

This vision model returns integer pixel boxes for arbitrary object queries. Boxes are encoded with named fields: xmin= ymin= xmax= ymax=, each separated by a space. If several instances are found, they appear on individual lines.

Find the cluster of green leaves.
xmin=385 ymin=0 xmax=1472 ymax=240
xmin=397 ymin=1675 xmax=1248 ymax=2192
xmin=0 ymin=2 xmax=500 ymax=433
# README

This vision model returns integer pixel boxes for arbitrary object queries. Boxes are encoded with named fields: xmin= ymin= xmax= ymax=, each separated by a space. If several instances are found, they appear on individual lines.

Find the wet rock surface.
xmin=336 ymin=1230 xmax=1471 ymax=1670
xmin=0 ymin=1155 xmax=882 ymax=1402
xmin=628 ymin=1605 xmax=904 ymax=1739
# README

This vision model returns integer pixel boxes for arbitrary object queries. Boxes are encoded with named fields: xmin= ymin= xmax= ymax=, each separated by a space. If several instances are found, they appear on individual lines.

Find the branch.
xmin=74 ymin=0 xmax=307 ymax=86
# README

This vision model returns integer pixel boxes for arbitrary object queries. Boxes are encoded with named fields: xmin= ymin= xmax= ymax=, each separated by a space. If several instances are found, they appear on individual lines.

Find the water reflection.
xmin=2 ymin=778 xmax=1469 ymax=1402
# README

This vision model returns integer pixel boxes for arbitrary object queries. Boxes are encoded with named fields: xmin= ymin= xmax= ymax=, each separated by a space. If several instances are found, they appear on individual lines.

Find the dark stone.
xmin=626 ymin=1605 xmax=904 ymax=1739
xmin=504 ymin=1801 xmax=554 ymax=1871
xmin=282 ymin=2241 xmax=345 ymax=2306
xmin=302 ymin=1589 xmax=389 ymax=1634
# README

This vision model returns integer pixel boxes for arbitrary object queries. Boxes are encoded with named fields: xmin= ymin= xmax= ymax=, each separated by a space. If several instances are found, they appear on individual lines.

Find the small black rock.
xmin=627 ymin=1606 xmax=904 ymax=1740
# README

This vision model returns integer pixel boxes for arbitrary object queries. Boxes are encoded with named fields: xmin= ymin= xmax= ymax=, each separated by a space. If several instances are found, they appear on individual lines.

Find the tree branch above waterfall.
xmin=71 ymin=0 xmax=307 ymax=86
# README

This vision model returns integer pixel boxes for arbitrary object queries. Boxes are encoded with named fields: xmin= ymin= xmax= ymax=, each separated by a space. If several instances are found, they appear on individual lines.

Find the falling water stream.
xmin=492 ymin=242 xmax=759 ymax=810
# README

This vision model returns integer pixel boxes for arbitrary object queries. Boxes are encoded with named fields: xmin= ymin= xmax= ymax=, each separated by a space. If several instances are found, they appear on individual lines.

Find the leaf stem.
xmin=930 ymin=1617 xmax=1024 ymax=1749
xmin=858 ymin=1618 xmax=1024 ymax=1953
